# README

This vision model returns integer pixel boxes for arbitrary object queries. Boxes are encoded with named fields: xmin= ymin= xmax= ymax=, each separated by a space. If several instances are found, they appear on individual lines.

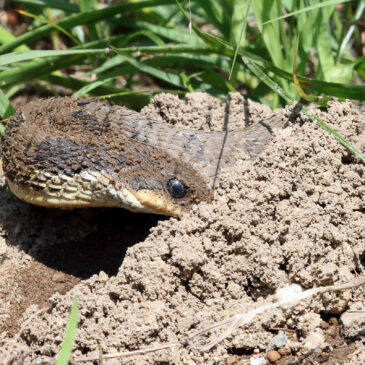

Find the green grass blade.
xmin=111 ymin=47 xmax=185 ymax=88
xmin=241 ymin=54 xmax=365 ymax=162
xmin=0 ymin=44 xmax=210 ymax=88
xmin=0 ymin=49 xmax=105 ymax=67
xmin=229 ymin=0 xmax=251 ymax=82
xmin=241 ymin=54 xmax=295 ymax=102
xmin=116 ymin=18 xmax=204 ymax=46
xmin=309 ymin=114 xmax=365 ymax=162
xmin=315 ymin=7 xmax=337 ymax=82
xmin=10 ymin=0 xmax=80 ymax=12
xmin=204 ymin=33 xmax=365 ymax=100
xmin=0 ymin=33 xmax=130 ymax=87
xmin=193 ymin=0 xmax=226 ymax=35
xmin=0 ymin=26 xmax=29 ymax=51
xmin=74 ymin=51 xmax=233 ymax=97
xmin=175 ymin=3 xmax=365 ymax=101
xmin=354 ymin=55 xmax=365 ymax=78
xmin=0 ymin=89 xmax=15 ymax=133
xmin=19 ymin=9 xmax=81 ymax=45
xmin=45 ymin=75 xmax=150 ymax=108
xmin=260 ymin=0 xmax=351 ymax=25
xmin=251 ymin=1 xmax=284 ymax=68
xmin=0 ymin=0 xmax=175 ymax=55
xmin=55 ymin=296 xmax=78 ymax=365
xmin=79 ymin=0 xmax=98 ymax=42
xmin=336 ymin=0 xmax=365 ymax=62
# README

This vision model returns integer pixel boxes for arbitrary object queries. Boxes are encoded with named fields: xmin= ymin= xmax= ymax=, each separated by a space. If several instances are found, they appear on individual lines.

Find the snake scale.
xmin=1 ymin=97 xmax=288 ymax=216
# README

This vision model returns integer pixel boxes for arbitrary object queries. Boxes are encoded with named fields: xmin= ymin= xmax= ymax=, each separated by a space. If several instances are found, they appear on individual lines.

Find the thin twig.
xmin=270 ymin=327 xmax=297 ymax=333
xmin=67 ymin=277 xmax=365 ymax=362
xmin=187 ymin=277 xmax=365 ymax=352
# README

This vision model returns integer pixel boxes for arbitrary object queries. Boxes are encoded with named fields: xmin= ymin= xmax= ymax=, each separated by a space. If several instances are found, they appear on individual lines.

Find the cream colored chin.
xmin=7 ymin=180 xmax=123 ymax=209
xmin=6 ymin=169 xmax=182 ymax=217
xmin=131 ymin=190 xmax=182 ymax=217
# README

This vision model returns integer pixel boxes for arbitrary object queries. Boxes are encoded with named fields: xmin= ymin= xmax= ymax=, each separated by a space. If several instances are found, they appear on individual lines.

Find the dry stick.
xmin=73 ymin=277 xmax=365 ymax=362
xmin=188 ymin=277 xmax=365 ymax=352
xmin=270 ymin=327 xmax=297 ymax=333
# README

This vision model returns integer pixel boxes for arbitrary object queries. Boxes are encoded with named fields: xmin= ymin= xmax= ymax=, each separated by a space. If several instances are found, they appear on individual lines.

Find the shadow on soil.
xmin=0 ymin=182 xmax=165 ymax=279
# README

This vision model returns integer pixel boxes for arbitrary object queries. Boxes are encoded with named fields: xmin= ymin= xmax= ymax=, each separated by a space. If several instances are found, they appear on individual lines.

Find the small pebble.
xmin=286 ymin=358 xmax=300 ymax=365
xmin=226 ymin=355 xmax=237 ymax=365
xmin=328 ymin=317 xmax=338 ymax=325
xmin=278 ymin=347 xmax=291 ymax=356
xmin=326 ymin=326 xmax=337 ymax=338
xmin=322 ymin=343 xmax=333 ymax=352
xmin=52 ymin=272 xmax=66 ymax=282
xmin=250 ymin=357 xmax=265 ymax=365
xmin=320 ymin=320 xmax=329 ymax=329
xmin=267 ymin=350 xmax=281 ymax=362
xmin=316 ymin=353 xmax=329 ymax=363
xmin=304 ymin=330 xmax=325 ymax=350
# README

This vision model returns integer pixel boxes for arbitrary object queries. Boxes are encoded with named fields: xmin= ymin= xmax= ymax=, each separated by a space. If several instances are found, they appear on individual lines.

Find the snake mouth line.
xmin=7 ymin=169 xmax=182 ymax=217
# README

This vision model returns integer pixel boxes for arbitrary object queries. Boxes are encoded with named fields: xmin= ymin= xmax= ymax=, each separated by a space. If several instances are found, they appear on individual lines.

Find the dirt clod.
xmin=268 ymin=350 xmax=281 ymax=362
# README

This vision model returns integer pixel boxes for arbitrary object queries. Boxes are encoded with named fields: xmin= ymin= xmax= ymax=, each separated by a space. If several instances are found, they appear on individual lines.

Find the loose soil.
xmin=0 ymin=93 xmax=364 ymax=365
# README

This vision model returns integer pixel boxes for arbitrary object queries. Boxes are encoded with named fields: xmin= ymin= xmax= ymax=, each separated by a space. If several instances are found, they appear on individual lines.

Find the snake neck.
xmin=114 ymin=110 xmax=288 ymax=187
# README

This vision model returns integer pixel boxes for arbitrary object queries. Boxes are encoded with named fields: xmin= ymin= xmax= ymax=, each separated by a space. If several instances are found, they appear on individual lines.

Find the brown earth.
xmin=0 ymin=92 xmax=364 ymax=364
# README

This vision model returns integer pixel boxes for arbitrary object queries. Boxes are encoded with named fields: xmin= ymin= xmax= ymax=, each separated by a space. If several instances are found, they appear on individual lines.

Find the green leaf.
xmin=354 ymin=56 xmax=365 ymax=78
xmin=309 ymin=114 xmax=365 ymax=162
xmin=111 ymin=46 xmax=185 ymax=88
xmin=9 ymin=0 xmax=80 ymax=12
xmin=316 ymin=7 xmax=337 ymax=82
xmin=0 ymin=26 xmax=29 ymax=51
xmin=194 ymin=0 xmax=226 ymax=36
xmin=229 ymin=0 xmax=251 ymax=83
xmin=55 ymin=296 xmax=78 ymax=365
xmin=240 ymin=54 xmax=365 ymax=162
xmin=0 ymin=0 xmax=175 ymax=55
xmin=117 ymin=18 xmax=204 ymax=46
xmin=259 ymin=0 xmax=351 ymax=25
xmin=0 ymin=49 xmax=105 ymax=67
xmin=79 ymin=0 xmax=98 ymax=42
xmin=0 ymin=89 xmax=16 ymax=121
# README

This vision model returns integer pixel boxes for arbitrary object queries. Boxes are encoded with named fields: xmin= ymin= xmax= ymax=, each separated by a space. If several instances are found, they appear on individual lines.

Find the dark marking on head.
xmin=35 ymin=139 xmax=111 ymax=175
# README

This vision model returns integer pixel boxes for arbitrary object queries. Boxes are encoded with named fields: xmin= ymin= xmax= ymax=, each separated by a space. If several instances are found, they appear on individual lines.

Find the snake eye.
xmin=167 ymin=178 xmax=187 ymax=199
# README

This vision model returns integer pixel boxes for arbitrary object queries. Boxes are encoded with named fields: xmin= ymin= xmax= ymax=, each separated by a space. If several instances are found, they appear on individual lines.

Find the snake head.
xmin=1 ymin=97 xmax=213 ymax=217
xmin=114 ymin=142 xmax=214 ymax=216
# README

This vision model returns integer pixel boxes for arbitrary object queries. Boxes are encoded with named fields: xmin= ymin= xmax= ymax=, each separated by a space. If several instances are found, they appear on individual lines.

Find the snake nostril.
xmin=167 ymin=178 xmax=188 ymax=199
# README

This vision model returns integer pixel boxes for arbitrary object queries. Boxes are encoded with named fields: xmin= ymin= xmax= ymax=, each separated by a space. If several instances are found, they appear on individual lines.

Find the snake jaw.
xmin=5 ymin=168 xmax=183 ymax=216
xmin=130 ymin=190 xmax=182 ymax=217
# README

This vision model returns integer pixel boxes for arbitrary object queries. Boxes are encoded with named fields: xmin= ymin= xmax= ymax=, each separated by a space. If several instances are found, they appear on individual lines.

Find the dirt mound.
xmin=0 ymin=93 xmax=364 ymax=364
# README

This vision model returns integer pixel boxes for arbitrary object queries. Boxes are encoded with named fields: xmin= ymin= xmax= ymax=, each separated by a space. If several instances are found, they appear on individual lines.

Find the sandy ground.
xmin=0 ymin=93 xmax=364 ymax=364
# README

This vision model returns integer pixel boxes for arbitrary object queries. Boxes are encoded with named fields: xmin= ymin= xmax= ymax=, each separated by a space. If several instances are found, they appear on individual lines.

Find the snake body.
xmin=1 ymin=97 xmax=287 ymax=216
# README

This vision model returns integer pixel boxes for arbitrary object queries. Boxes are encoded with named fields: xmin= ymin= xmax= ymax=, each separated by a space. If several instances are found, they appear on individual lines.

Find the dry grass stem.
xmin=70 ymin=277 xmax=365 ymax=362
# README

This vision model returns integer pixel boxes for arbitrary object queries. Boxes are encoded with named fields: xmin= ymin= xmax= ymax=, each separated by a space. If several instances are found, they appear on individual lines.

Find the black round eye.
xmin=167 ymin=178 xmax=187 ymax=199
